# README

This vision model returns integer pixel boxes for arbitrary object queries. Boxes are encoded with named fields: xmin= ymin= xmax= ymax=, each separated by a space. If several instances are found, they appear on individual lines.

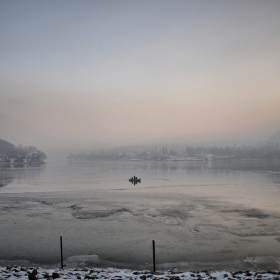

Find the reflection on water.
xmin=129 ymin=176 xmax=141 ymax=185
xmin=0 ymin=175 xmax=13 ymax=187
xmin=1 ymin=159 xmax=280 ymax=202
xmin=0 ymin=162 xmax=45 ymax=188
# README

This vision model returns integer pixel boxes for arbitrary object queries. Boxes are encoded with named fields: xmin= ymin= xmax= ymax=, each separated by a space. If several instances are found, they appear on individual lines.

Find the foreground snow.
xmin=1 ymin=266 xmax=280 ymax=280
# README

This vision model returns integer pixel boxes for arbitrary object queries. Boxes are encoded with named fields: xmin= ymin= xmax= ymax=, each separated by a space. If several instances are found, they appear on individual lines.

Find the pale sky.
xmin=1 ymin=0 xmax=280 ymax=151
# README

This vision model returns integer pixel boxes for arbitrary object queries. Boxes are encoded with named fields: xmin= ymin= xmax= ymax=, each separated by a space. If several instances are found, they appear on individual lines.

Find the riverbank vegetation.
xmin=68 ymin=142 xmax=280 ymax=162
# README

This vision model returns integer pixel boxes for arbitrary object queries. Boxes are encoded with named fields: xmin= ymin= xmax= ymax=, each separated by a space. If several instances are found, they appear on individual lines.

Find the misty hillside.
xmin=68 ymin=131 xmax=280 ymax=161
xmin=0 ymin=138 xmax=47 ymax=163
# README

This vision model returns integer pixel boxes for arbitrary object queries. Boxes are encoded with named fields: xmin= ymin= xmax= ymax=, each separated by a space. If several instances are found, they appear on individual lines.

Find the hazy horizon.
xmin=1 ymin=1 xmax=280 ymax=153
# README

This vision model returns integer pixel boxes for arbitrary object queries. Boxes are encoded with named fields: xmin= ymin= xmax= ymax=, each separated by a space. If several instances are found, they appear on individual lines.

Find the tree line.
xmin=68 ymin=142 xmax=280 ymax=161
xmin=0 ymin=138 xmax=47 ymax=163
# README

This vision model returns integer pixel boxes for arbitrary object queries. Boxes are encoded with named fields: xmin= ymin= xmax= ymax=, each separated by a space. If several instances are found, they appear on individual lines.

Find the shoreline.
xmin=1 ymin=265 xmax=280 ymax=280
xmin=1 ymin=255 xmax=280 ymax=273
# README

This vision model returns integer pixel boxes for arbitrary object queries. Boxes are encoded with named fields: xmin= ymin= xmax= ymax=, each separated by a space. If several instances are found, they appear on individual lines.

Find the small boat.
xmin=129 ymin=176 xmax=141 ymax=185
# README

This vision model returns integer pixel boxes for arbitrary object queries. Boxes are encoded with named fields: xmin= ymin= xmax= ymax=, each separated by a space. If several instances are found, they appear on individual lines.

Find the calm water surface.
xmin=1 ymin=159 xmax=280 ymax=271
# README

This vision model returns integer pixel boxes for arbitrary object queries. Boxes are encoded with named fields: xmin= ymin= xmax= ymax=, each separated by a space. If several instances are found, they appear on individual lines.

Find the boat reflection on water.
xmin=129 ymin=176 xmax=141 ymax=185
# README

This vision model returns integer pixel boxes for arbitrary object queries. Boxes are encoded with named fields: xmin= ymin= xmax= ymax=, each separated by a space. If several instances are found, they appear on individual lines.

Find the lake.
xmin=1 ymin=159 xmax=280 ymax=271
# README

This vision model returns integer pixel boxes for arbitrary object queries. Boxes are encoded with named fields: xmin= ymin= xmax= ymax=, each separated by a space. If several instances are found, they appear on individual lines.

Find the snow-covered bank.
xmin=1 ymin=266 xmax=280 ymax=280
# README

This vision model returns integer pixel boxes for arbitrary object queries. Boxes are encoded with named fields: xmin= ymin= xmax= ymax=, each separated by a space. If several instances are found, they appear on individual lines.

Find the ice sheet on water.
xmin=72 ymin=207 xmax=131 ymax=219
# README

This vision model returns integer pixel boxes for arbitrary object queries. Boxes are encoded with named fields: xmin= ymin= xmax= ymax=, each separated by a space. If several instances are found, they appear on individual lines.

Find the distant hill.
xmin=0 ymin=138 xmax=47 ymax=163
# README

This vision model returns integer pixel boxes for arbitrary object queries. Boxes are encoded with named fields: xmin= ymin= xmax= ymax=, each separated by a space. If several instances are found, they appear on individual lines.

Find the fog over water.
xmin=1 ymin=1 xmax=280 ymax=152
xmin=1 ymin=159 xmax=280 ymax=271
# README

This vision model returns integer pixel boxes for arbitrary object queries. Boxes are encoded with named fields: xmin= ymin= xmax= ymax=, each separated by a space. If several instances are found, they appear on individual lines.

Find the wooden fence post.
xmin=60 ymin=236 xmax=64 ymax=269
xmin=153 ymin=240 xmax=156 ymax=273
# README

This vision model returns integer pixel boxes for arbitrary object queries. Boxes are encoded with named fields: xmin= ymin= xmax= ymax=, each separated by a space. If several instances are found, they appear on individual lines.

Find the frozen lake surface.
xmin=1 ymin=159 xmax=280 ymax=271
